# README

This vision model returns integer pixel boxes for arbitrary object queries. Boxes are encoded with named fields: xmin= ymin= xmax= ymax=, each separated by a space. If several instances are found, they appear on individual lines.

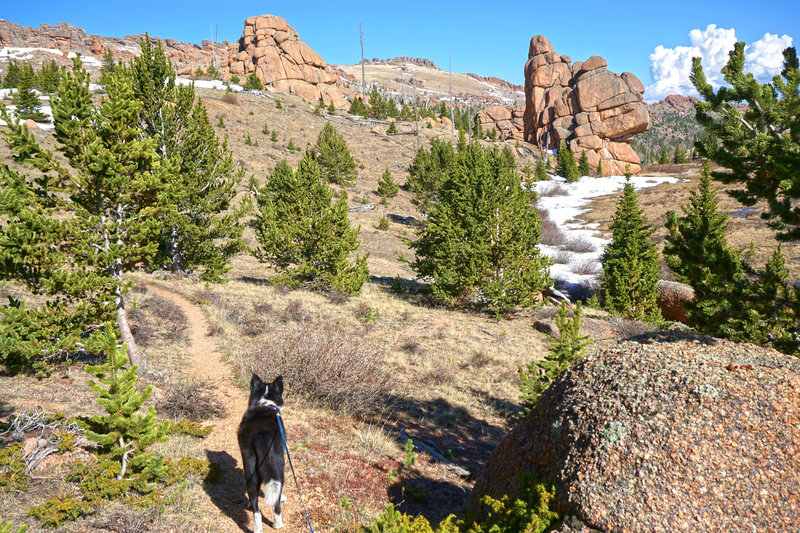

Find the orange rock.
xmin=528 ymin=34 xmax=553 ymax=57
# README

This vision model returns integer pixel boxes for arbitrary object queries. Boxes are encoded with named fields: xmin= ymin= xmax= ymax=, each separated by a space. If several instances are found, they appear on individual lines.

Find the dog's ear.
xmin=273 ymin=375 xmax=283 ymax=394
xmin=250 ymin=373 xmax=264 ymax=391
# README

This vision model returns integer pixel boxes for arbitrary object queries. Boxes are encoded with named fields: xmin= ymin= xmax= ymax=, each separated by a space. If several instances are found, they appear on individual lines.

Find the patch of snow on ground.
xmin=176 ymin=78 xmax=243 ymax=92
xmin=534 ymin=174 xmax=680 ymax=290
xmin=67 ymin=52 xmax=102 ymax=66
xmin=0 ymin=47 xmax=64 ymax=60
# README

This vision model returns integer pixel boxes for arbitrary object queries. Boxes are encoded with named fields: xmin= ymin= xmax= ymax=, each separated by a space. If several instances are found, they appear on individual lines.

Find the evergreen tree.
xmin=131 ymin=36 xmax=248 ymax=281
xmin=2 ymin=61 xmax=20 ymax=88
xmin=534 ymin=158 xmax=548 ymax=181
xmin=657 ymin=146 xmax=670 ymax=165
xmin=691 ymin=42 xmax=800 ymax=241
xmin=254 ymin=153 xmax=369 ymax=295
xmin=11 ymin=64 xmax=48 ymax=122
xmin=377 ymin=167 xmax=399 ymax=198
xmin=518 ymin=302 xmax=591 ymax=412
xmin=314 ymin=122 xmax=357 ymax=187
xmin=601 ymin=169 xmax=661 ymax=322
xmin=406 ymin=138 xmax=456 ymax=214
xmin=244 ymin=72 xmax=263 ymax=90
xmin=595 ymin=159 xmax=603 ymax=177
xmin=577 ymin=150 xmax=592 ymax=177
xmin=664 ymin=160 xmax=744 ymax=334
xmin=387 ymin=120 xmax=397 ymax=134
xmin=0 ymin=58 xmax=175 ymax=371
xmin=84 ymin=325 xmax=169 ymax=489
xmin=348 ymin=97 xmax=368 ymax=117
xmin=99 ymin=48 xmax=117 ymax=86
xmin=672 ymin=143 xmax=688 ymax=163
xmin=36 ymin=60 xmax=61 ymax=94
xmin=556 ymin=141 xmax=580 ymax=182
xmin=409 ymin=143 xmax=552 ymax=315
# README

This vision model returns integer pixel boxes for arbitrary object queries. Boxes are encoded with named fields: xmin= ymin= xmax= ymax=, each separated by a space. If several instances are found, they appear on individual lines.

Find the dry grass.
xmin=248 ymin=320 xmax=392 ymax=417
xmin=537 ymin=182 xmax=569 ymax=197
xmin=572 ymin=258 xmax=602 ymax=275
xmin=563 ymin=235 xmax=596 ymax=253
xmin=538 ymin=210 xmax=568 ymax=246
xmin=154 ymin=379 xmax=226 ymax=421
xmin=553 ymin=250 xmax=572 ymax=264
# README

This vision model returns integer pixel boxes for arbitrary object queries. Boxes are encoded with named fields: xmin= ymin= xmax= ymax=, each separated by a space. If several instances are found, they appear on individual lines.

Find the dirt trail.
xmin=146 ymin=283 xmax=306 ymax=533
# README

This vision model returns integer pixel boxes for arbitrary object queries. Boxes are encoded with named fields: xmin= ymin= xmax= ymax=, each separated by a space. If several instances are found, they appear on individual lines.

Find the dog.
xmin=238 ymin=374 xmax=286 ymax=532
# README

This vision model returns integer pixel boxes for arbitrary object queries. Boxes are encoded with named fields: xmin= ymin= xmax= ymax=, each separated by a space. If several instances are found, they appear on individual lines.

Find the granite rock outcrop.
xmin=523 ymin=35 xmax=650 ymax=175
xmin=227 ymin=15 xmax=344 ymax=106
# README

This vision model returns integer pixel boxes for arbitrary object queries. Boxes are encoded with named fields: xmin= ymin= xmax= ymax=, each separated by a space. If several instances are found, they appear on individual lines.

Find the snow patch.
xmin=176 ymin=78 xmax=243 ymax=92
xmin=534 ymin=174 xmax=680 ymax=286
xmin=0 ymin=47 xmax=64 ymax=61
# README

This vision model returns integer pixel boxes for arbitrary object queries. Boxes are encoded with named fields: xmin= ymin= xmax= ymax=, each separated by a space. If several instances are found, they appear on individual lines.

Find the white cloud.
xmin=644 ymin=24 xmax=793 ymax=101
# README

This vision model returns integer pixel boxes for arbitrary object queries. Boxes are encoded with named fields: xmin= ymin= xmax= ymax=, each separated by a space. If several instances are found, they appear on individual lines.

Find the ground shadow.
xmin=205 ymin=449 xmax=252 ymax=533
xmin=379 ymin=393 xmax=513 ymax=524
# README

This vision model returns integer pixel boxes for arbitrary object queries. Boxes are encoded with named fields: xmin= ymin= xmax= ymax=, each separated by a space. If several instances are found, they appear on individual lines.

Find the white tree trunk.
xmin=360 ymin=22 xmax=366 ymax=103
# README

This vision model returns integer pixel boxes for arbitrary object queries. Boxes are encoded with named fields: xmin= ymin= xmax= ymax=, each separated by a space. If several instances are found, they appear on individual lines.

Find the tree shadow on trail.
xmin=205 ymin=449 xmax=251 ymax=533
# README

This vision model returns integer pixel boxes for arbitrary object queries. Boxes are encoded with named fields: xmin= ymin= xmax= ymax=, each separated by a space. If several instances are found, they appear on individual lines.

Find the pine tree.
xmin=691 ymin=42 xmax=800 ymax=241
xmin=84 ymin=325 xmax=169 ymax=489
xmin=11 ymin=64 xmax=48 ymax=122
xmin=131 ymin=36 xmax=248 ymax=282
xmin=409 ymin=143 xmax=552 ymax=315
xmin=534 ymin=158 xmax=548 ymax=181
xmin=595 ymin=159 xmax=603 ymax=177
xmin=314 ymin=122 xmax=357 ymax=187
xmin=518 ymin=302 xmax=591 ymax=412
xmin=406 ymin=138 xmax=456 ymax=214
xmin=657 ymin=146 xmax=670 ymax=165
xmin=601 ymin=169 xmax=661 ymax=322
xmin=577 ymin=150 xmax=592 ymax=177
xmin=244 ymin=72 xmax=263 ymax=90
xmin=36 ymin=59 xmax=61 ymax=94
xmin=254 ymin=153 xmax=369 ymax=295
xmin=348 ymin=97 xmax=368 ymax=117
xmin=672 ymin=143 xmax=688 ymax=163
xmin=377 ymin=167 xmax=399 ymax=198
xmin=0 ymin=57 xmax=175 ymax=371
xmin=664 ymin=160 xmax=744 ymax=333
xmin=2 ymin=61 xmax=20 ymax=88
xmin=99 ymin=48 xmax=117 ymax=86
xmin=556 ymin=141 xmax=580 ymax=182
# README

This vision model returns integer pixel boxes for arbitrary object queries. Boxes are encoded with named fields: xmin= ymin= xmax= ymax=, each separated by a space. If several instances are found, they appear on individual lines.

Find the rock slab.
xmin=470 ymin=331 xmax=800 ymax=532
xmin=522 ymin=35 xmax=650 ymax=175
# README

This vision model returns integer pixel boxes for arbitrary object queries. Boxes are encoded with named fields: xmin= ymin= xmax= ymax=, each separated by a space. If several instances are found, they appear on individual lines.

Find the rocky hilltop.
xmin=227 ymin=15 xmax=344 ymax=106
xmin=523 ymin=35 xmax=650 ymax=175
xmin=0 ymin=19 xmax=231 ymax=74
xmin=470 ymin=331 xmax=800 ymax=532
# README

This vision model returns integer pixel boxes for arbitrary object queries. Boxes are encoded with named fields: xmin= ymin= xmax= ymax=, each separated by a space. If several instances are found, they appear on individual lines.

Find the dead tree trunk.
xmin=413 ymin=83 xmax=419 ymax=152
xmin=449 ymin=54 xmax=455 ymax=136
xmin=360 ymin=22 xmax=366 ymax=103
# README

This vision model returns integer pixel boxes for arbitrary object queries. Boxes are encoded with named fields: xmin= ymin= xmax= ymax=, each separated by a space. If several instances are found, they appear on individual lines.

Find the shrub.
xmin=243 ymin=72 xmax=263 ymax=90
xmin=377 ymin=216 xmax=390 ymax=230
xmin=230 ymin=75 xmax=240 ymax=85
xmin=537 ymin=211 xmax=567 ymax=246
xmin=537 ymin=182 xmax=568 ymax=197
xmin=571 ymin=258 xmax=601 ymax=276
xmin=562 ymin=235 xmax=595 ymax=253
xmin=221 ymin=91 xmax=239 ymax=105
xmin=28 ymin=496 xmax=87 ymax=528
xmin=387 ymin=121 xmax=398 ymax=134
xmin=155 ymin=379 xmax=226 ymax=422
xmin=250 ymin=321 xmax=391 ymax=416
xmin=275 ymin=99 xmax=282 ymax=109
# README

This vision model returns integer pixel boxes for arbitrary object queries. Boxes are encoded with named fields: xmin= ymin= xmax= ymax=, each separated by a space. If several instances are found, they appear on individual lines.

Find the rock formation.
xmin=227 ymin=15 xmax=344 ymax=106
xmin=523 ymin=35 xmax=650 ymax=175
xmin=475 ymin=106 xmax=524 ymax=141
xmin=470 ymin=331 xmax=800 ymax=531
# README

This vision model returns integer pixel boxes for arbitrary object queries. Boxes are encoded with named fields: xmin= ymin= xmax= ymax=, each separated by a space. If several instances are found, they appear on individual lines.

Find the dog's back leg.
xmin=264 ymin=480 xmax=283 ymax=529
xmin=243 ymin=454 xmax=264 ymax=533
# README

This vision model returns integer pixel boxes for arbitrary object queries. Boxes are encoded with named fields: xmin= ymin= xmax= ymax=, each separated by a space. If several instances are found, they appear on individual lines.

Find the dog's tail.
xmin=264 ymin=479 xmax=282 ymax=506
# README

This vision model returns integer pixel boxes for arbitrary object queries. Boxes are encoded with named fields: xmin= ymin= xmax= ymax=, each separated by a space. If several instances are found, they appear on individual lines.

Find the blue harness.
xmin=266 ymin=405 xmax=314 ymax=533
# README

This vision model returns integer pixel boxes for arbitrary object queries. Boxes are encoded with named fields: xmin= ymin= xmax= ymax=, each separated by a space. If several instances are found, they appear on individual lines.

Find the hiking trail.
xmin=147 ymin=283 xmax=306 ymax=533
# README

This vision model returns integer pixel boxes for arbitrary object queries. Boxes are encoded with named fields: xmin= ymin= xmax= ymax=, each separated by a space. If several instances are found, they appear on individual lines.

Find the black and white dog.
xmin=238 ymin=374 xmax=286 ymax=532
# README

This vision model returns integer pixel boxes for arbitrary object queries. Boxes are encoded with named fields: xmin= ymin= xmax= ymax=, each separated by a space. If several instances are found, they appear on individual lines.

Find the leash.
xmin=269 ymin=406 xmax=315 ymax=533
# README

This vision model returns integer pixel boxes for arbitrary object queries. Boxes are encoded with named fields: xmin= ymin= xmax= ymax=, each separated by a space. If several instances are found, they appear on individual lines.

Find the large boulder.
xmin=470 ymin=331 xmax=800 ymax=531
xmin=523 ymin=35 xmax=650 ymax=175
xmin=228 ymin=15 xmax=344 ymax=106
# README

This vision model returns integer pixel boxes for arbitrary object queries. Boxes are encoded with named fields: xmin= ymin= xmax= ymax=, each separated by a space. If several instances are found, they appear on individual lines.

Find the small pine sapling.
xmin=387 ymin=121 xmax=398 ymax=134
xmin=578 ymin=150 xmax=592 ymax=177
xmin=327 ymin=101 xmax=336 ymax=114
xmin=275 ymin=99 xmax=282 ymax=109
xmin=270 ymin=130 xmax=278 ymax=142
xmin=534 ymin=158 xmax=548 ymax=181
xmin=243 ymin=72 xmax=263 ymax=90
xmin=518 ymin=302 xmax=591 ymax=412
xmin=83 ymin=326 xmax=169 ymax=489
xmin=262 ymin=123 xmax=269 ymax=135
xmin=377 ymin=167 xmax=399 ymax=198
xmin=314 ymin=122 xmax=357 ymax=186
xmin=217 ymin=116 xmax=225 ymax=128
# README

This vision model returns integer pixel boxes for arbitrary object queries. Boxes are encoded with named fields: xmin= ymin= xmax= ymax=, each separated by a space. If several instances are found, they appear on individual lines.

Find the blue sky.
xmin=4 ymin=0 xmax=798 ymax=97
